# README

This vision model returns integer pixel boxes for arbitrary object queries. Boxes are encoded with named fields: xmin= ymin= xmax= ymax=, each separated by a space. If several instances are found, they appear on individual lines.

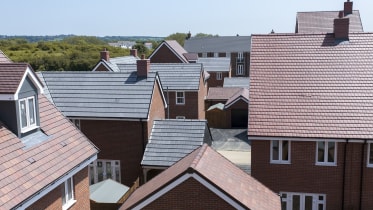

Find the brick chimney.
xmin=130 ymin=49 xmax=138 ymax=57
xmin=344 ymin=0 xmax=353 ymax=16
xmin=100 ymin=49 xmax=110 ymax=61
xmin=334 ymin=17 xmax=350 ymax=40
xmin=137 ymin=54 xmax=150 ymax=78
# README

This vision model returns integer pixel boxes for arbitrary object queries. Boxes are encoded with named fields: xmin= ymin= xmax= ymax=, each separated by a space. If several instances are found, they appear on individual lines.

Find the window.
xmin=367 ymin=143 xmax=373 ymax=167
xmin=216 ymin=72 xmax=222 ymax=80
xmin=198 ymin=53 xmax=203 ymax=57
xmin=19 ymin=96 xmax=37 ymax=132
xmin=176 ymin=116 xmax=186 ymax=119
xmin=207 ymin=52 xmax=214 ymax=57
xmin=316 ymin=141 xmax=337 ymax=166
xmin=176 ymin=91 xmax=185 ymax=105
xmin=89 ymin=160 xmax=121 ymax=185
xmin=218 ymin=52 xmax=226 ymax=57
xmin=70 ymin=119 xmax=80 ymax=129
xmin=280 ymin=192 xmax=325 ymax=210
xmin=271 ymin=140 xmax=290 ymax=164
xmin=236 ymin=64 xmax=244 ymax=75
xmin=62 ymin=177 xmax=76 ymax=210
xmin=237 ymin=52 xmax=244 ymax=62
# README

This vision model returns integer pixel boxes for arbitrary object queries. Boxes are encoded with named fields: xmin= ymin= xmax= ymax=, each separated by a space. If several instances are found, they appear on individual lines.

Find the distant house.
xmin=249 ymin=13 xmax=373 ymax=209
xmin=184 ymin=36 xmax=251 ymax=77
xmin=296 ymin=0 xmax=363 ymax=33
xmin=223 ymin=77 xmax=250 ymax=88
xmin=141 ymin=119 xmax=212 ymax=181
xmin=149 ymin=40 xmax=198 ymax=63
xmin=205 ymin=87 xmax=249 ymax=128
xmin=120 ymin=144 xmax=281 ymax=210
xmin=92 ymin=49 xmax=139 ymax=72
xmin=0 ymin=63 xmax=98 ymax=209
xmin=197 ymin=57 xmax=231 ymax=87
xmin=0 ymin=50 xmax=12 ymax=63
xmin=38 ymin=60 xmax=167 ymax=187
xmin=108 ymin=41 xmax=136 ymax=49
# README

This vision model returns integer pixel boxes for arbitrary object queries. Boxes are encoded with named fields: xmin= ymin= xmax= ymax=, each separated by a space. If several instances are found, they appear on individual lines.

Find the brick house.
xmin=92 ymin=49 xmax=139 ymax=72
xmin=205 ymin=87 xmax=249 ymax=128
xmin=120 ymin=144 xmax=281 ymax=210
xmin=149 ymin=40 xmax=198 ymax=63
xmin=0 ymin=63 xmax=98 ymax=209
xmin=38 ymin=61 xmax=167 ymax=187
xmin=141 ymin=119 xmax=212 ymax=181
xmin=249 ymin=14 xmax=373 ymax=209
xmin=197 ymin=57 xmax=231 ymax=87
xmin=296 ymin=0 xmax=363 ymax=33
xmin=184 ymin=36 xmax=251 ymax=77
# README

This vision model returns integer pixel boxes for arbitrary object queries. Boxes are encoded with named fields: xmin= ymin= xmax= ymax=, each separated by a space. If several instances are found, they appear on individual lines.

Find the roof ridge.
xmin=189 ymin=144 xmax=208 ymax=169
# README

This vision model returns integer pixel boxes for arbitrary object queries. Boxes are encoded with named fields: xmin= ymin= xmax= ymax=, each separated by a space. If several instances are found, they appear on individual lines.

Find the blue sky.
xmin=3 ymin=0 xmax=372 ymax=36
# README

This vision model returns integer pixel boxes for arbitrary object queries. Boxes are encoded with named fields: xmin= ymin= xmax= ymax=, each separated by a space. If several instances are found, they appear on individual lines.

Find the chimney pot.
xmin=130 ymin=49 xmax=138 ymax=57
xmin=344 ymin=0 xmax=353 ymax=15
xmin=100 ymin=50 xmax=110 ymax=61
xmin=334 ymin=18 xmax=350 ymax=40
xmin=141 ymin=54 xmax=146 ymax=60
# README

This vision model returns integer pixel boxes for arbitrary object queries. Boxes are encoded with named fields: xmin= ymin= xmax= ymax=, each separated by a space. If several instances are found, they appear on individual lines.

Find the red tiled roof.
xmin=225 ymin=88 xmax=249 ymax=108
xmin=164 ymin=40 xmax=189 ymax=63
xmin=206 ymin=87 xmax=242 ymax=100
xmin=0 ymin=63 xmax=30 ymax=94
xmin=0 ymin=50 xmax=12 ymax=63
xmin=121 ymin=144 xmax=280 ymax=210
xmin=249 ymin=33 xmax=373 ymax=139
xmin=0 ymin=95 xmax=98 ymax=209
xmin=296 ymin=11 xmax=363 ymax=33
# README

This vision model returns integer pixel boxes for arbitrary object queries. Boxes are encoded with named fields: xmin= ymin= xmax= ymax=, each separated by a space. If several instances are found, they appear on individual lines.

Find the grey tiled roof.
xmin=141 ymin=119 xmax=212 ymax=167
xmin=197 ymin=57 xmax=231 ymax=72
xmin=37 ymin=71 xmax=158 ymax=119
xmin=184 ymin=36 xmax=251 ymax=53
xmin=223 ymin=77 xmax=250 ymax=88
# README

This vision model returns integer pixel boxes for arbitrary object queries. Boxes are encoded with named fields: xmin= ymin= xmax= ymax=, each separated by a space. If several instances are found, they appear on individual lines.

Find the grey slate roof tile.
xmin=197 ymin=57 xmax=231 ymax=72
xmin=184 ymin=36 xmax=251 ymax=53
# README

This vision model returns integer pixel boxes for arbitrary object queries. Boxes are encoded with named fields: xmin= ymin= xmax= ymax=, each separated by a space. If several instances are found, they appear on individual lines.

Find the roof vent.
xmin=27 ymin=157 xmax=36 ymax=164
xmin=60 ymin=141 xmax=67 ymax=147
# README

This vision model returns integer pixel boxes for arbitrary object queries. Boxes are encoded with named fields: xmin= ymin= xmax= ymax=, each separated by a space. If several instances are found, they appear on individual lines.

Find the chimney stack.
xmin=334 ymin=17 xmax=350 ymax=40
xmin=137 ymin=54 xmax=150 ymax=78
xmin=344 ymin=0 xmax=353 ymax=16
xmin=100 ymin=49 xmax=110 ymax=61
xmin=130 ymin=49 xmax=138 ymax=57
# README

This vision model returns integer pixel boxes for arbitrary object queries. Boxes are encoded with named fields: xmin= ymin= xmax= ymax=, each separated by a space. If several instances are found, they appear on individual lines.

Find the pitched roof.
xmin=296 ymin=10 xmax=363 ymax=33
xmin=184 ymin=36 xmax=251 ymax=53
xmin=197 ymin=57 xmax=231 ymax=72
xmin=93 ymin=56 xmax=138 ymax=72
xmin=225 ymin=88 xmax=249 ymax=109
xmin=249 ymin=33 xmax=373 ymax=140
xmin=121 ymin=144 xmax=281 ymax=210
xmin=90 ymin=179 xmax=129 ymax=203
xmin=116 ymin=63 xmax=204 ymax=91
xmin=37 ymin=71 xmax=160 ymax=119
xmin=223 ymin=77 xmax=250 ymax=88
xmin=0 ymin=50 xmax=12 ymax=63
xmin=149 ymin=40 xmax=189 ymax=63
xmin=0 ymin=95 xmax=98 ymax=209
xmin=206 ymin=87 xmax=242 ymax=100
xmin=141 ymin=119 xmax=212 ymax=167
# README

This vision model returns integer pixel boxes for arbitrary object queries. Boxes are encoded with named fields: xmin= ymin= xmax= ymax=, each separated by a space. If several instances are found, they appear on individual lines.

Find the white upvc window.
xmin=216 ymin=72 xmax=222 ymax=80
xmin=270 ymin=140 xmax=290 ymax=164
xmin=176 ymin=91 xmax=185 ymax=105
xmin=19 ymin=96 xmax=37 ymax=133
xmin=316 ymin=141 xmax=337 ymax=166
xmin=62 ymin=177 xmax=76 ymax=210
xmin=176 ymin=116 xmax=186 ymax=119
xmin=236 ymin=64 xmax=244 ymax=75
xmin=89 ymin=160 xmax=121 ymax=185
xmin=367 ymin=143 xmax=373 ymax=167
xmin=70 ymin=119 xmax=80 ymax=130
xmin=280 ymin=192 xmax=326 ymax=210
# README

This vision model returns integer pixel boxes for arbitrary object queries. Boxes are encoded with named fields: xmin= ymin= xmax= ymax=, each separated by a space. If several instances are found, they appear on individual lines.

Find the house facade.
xmin=197 ymin=57 xmax=231 ymax=87
xmin=0 ymin=63 xmax=98 ymax=210
xmin=92 ymin=49 xmax=139 ymax=72
xmin=149 ymin=40 xmax=197 ymax=63
xmin=249 ymin=16 xmax=373 ymax=210
xmin=38 ymin=62 xmax=167 ymax=187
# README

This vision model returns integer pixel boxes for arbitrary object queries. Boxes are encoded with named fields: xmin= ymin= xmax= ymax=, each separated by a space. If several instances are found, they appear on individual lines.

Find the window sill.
xmin=367 ymin=164 xmax=373 ymax=168
xmin=315 ymin=163 xmax=337 ymax=167
xmin=62 ymin=199 xmax=77 ymax=210
xmin=21 ymin=125 xmax=39 ymax=133
xmin=270 ymin=161 xmax=291 ymax=165
xmin=176 ymin=103 xmax=185 ymax=105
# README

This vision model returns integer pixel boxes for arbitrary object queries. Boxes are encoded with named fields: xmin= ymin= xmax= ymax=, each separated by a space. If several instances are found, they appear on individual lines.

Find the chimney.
xmin=344 ymin=0 xmax=353 ymax=16
xmin=130 ymin=49 xmax=138 ymax=57
xmin=100 ymin=49 xmax=109 ymax=61
xmin=334 ymin=17 xmax=350 ymax=40
xmin=137 ymin=54 xmax=150 ymax=78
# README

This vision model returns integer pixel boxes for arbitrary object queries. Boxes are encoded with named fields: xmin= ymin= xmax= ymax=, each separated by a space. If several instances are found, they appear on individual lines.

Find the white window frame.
xmin=270 ymin=140 xmax=291 ymax=164
xmin=280 ymin=192 xmax=326 ymax=210
xmin=236 ymin=64 xmax=244 ymax=75
xmin=176 ymin=116 xmax=186 ymax=119
xmin=367 ymin=143 xmax=373 ymax=167
xmin=62 ymin=177 xmax=76 ymax=210
xmin=19 ymin=96 xmax=37 ymax=133
xmin=89 ymin=159 xmax=121 ymax=185
xmin=216 ymin=72 xmax=222 ymax=80
xmin=71 ymin=119 xmax=80 ymax=130
xmin=316 ymin=141 xmax=337 ymax=166
xmin=176 ymin=91 xmax=185 ymax=105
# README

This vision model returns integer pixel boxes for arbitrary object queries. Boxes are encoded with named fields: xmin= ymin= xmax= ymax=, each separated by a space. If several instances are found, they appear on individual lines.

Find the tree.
xmin=132 ymin=43 xmax=149 ymax=56
xmin=164 ymin=33 xmax=188 ymax=46
xmin=194 ymin=33 xmax=218 ymax=38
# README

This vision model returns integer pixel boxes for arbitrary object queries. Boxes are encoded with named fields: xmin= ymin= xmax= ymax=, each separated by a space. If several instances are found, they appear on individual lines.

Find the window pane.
xmin=106 ymin=162 xmax=112 ymax=179
xmin=97 ymin=161 xmax=103 ymax=182
xmin=319 ymin=204 xmax=324 ymax=210
xmin=115 ymin=167 xmax=120 ymax=182
xmin=305 ymin=196 xmax=313 ymax=210
xmin=282 ymin=141 xmax=289 ymax=161
xmin=272 ymin=141 xmax=279 ymax=160
xmin=67 ymin=178 xmax=73 ymax=200
xmin=328 ymin=142 xmax=335 ymax=162
xmin=292 ymin=195 xmax=301 ymax=210
xmin=370 ymin=144 xmax=373 ymax=164
xmin=62 ymin=182 xmax=66 ymax=204
xmin=318 ymin=142 xmax=325 ymax=162
xmin=89 ymin=165 xmax=95 ymax=185
xmin=28 ymin=98 xmax=36 ymax=125
xmin=20 ymin=100 xmax=27 ymax=128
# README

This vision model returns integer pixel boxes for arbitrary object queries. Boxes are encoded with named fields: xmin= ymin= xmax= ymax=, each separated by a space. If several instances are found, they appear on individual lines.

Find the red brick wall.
xmin=207 ymin=72 xmax=229 ymax=87
xmin=94 ymin=63 xmax=110 ymax=71
xmin=359 ymin=143 xmax=373 ymax=209
xmin=168 ymin=91 xmax=199 ymax=119
xmin=150 ymin=45 xmax=184 ymax=63
xmin=81 ymin=120 xmax=144 ymax=186
xmin=27 ymin=168 xmax=90 ymax=210
xmin=230 ymin=52 xmax=250 ymax=77
xmin=147 ymin=81 xmax=166 ymax=137
xmin=142 ymin=177 xmax=236 ymax=210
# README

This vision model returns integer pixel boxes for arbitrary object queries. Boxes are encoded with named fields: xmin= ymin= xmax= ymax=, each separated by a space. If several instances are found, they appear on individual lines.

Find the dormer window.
xmin=19 ymin=96 xmax=37 ymax=133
